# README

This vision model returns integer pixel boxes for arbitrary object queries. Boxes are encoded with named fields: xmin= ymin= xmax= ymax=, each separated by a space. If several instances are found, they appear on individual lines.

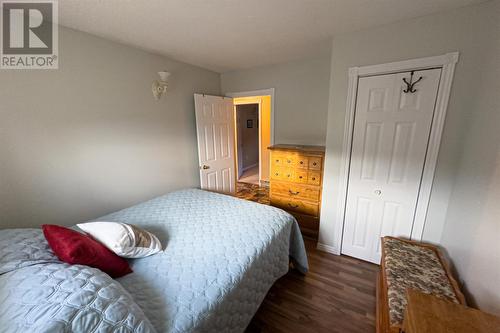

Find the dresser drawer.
xmin=308 ymin=171 xmax=321 ymax=185
xmin=291 ymin=212 xmax=319 ymax=238
xmin=270 ymin=195 xmax=319 ymax=217
xmin=272 ymin=167 xmax=296 ymax=182
xmin=271 ymin=167 xmax=284 ymax=180
xmin=308 ymin=156 xmax=322 ymax=170
xmin=270 ymin=182 xmax=320 ymax=202
xmin=295 ymin=170 xmax=308 ymax=184
xmin=271 ymin=153 xmax=285 ymax=168
xmin=282 ymin=154 xmax=296 ymax=167
xmin=282 ymin=168 xmax=295 ymax=181
xmin=296 ymin=155 xmax=308 ymax=169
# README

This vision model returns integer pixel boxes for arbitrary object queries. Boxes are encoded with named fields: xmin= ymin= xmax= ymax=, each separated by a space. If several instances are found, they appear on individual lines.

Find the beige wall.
xmin=0 ymin=26 xmax=220 ymax=228
xmin=221 ymin=43 xmax=332 ymax=146
xmin=319 ymin=0 xmax=500 ymax=313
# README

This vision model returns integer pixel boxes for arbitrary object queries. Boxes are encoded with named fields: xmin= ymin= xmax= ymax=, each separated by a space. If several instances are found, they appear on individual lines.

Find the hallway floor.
xmin=236 ymin=182 xmax=270 ymax=205
xmin=239 ymin=165 xmax=259 ymax=185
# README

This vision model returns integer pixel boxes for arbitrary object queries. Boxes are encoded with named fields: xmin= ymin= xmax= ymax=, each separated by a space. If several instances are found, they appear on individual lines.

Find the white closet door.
xmin=194 ymin=94 xmax=236 ymax=194
xmin=341 ymin=69 xmax=442 ymax=264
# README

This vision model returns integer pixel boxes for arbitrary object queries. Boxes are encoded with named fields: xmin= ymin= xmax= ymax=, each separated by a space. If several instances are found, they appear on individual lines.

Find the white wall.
xmin=319 ymin=0 xmax=500 ymax=313
xmin=439 ymin=0 xmax=500 ymax=313
xmin=221 ymin=43 xmax=332 ymax=145
xmin=0 ymin=26 xmax=220 ymax=228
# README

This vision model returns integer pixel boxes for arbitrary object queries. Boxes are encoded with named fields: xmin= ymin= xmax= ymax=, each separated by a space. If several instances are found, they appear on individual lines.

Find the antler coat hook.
xmin=402 ymin=71 xmax=423 ymax=93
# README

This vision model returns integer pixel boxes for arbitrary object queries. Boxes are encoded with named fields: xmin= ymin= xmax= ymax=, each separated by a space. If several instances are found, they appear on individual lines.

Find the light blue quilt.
xmin=98 ymin=189 xmax=308 ymax=333
xmin=0 ymin=189 xmax=308 ymax=333
xmin=0 ymin=229 xmax=156 ymax=333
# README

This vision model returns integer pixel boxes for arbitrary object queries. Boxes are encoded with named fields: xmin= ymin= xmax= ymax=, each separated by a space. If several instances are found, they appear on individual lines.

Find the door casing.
xmin=234 ymin=100 xmax=262 ymax=182
xmin=227 ymin=88 xmax=275 ymax=186
xmin=341 ymin=68 xmax=442 ymax=263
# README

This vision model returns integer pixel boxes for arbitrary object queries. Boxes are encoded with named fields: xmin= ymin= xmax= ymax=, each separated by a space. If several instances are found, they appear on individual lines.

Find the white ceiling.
xmin=59 ymin=0 xmax=485 ymax=73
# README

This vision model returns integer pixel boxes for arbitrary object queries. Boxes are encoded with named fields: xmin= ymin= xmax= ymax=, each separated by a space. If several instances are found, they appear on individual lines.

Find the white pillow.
xmin=77 ymin=222 xmax=162 ymax=258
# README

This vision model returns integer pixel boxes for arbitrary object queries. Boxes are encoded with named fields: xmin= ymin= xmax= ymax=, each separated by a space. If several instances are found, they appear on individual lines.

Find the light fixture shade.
xmin=152 ymin=70 xmax=170 ymax=100
xmin=158 ymin=71 xmax=170 ymax=82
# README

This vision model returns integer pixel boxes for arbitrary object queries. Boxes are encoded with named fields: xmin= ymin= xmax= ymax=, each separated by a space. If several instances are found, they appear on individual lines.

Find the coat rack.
xmin=402 ymin=71 xmax=423 ymax=93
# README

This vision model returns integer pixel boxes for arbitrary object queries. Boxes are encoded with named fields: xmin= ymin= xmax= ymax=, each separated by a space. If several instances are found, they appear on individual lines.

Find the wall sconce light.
xmin=152 ymin=70 xmax=170 ymax=100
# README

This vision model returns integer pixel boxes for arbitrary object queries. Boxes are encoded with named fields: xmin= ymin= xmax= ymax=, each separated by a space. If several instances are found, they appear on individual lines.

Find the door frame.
xmin=331 ymin=52 xmax=459 ymax=255
xmin=226 ymin=88 xmax=275 ymax=146
xmin=226 ymin=88 xmax=275 ymax=185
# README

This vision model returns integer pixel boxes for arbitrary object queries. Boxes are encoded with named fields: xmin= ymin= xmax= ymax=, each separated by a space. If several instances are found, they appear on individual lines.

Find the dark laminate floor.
xmin=236 ymin=181 xmax=379 ymax=332
xmin=246 ymin=238 xmax=379 ymax=333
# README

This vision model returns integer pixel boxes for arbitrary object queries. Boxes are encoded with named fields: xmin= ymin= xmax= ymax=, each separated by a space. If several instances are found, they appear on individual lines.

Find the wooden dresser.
xmin=268 ymin=144 xmax=325 ymax=238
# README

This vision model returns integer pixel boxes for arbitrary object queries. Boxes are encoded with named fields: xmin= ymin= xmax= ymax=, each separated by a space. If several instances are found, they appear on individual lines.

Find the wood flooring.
xmin=246 ymin=238 xmax=379 ymax=333
xmin=236 ymin=182 xmax=379 ymax=332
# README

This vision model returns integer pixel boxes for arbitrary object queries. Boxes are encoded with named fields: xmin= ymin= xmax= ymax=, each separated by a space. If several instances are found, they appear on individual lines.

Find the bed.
xmin=0 ymin=189 xmax=308 ymax=333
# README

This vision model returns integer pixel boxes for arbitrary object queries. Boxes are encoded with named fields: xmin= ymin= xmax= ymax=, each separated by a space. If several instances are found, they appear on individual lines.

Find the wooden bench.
xmin=403 ymin=289 xmax=500 ymax=333
xmin=377 ymin=237 xmax=466 ymax=333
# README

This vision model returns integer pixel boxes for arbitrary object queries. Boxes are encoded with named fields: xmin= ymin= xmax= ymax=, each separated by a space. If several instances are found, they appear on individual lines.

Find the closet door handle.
xmin=202 ymin=165 xmax=210 ymax=170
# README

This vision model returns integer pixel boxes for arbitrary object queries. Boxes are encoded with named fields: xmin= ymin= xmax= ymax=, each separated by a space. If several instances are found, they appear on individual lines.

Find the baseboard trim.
xmin=317 ymin=242 xmax=340 ymax=255
xmin=259 ymin=180 xmax=269 ymax=187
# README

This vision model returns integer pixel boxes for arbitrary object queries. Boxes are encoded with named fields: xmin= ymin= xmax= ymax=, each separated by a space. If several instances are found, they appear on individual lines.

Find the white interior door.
xmin=194 ymin=94 xmax=236 ymax=194
xmin=341 ymin=69 xmax=442 ymax=264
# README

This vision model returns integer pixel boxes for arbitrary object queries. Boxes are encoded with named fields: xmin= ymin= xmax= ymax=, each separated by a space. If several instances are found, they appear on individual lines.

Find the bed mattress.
xmin=97 ymin=189 xmax=309 ymax=333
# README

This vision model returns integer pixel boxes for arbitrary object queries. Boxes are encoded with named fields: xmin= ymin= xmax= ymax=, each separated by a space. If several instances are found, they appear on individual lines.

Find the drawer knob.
xmin=287 ymin=160 xmax=291 ymax=163
xmin=287 ymin=203 xmax=299 ymax=208
xmin=289 ymin=190 xmax=300 ymax=195
xmin=299 ymin=176 xmax=303 ymax=179
xmin=276 ymin=159 xmax=279 ymax=162
xmin=313 ymin=162 xmax=317 ymax=166
xmin=287 ymin=174 xmax=291 ymax=177
xmin=275 ymin=172 xmax=279 ymax=176
xmin=300 ymin=161 xmax=304 ymax=164
xmin=312 ymin=177 xmax=316 ymax=180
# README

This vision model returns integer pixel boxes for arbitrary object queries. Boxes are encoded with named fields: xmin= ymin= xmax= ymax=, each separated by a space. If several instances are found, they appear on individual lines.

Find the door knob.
xmin=202 ymin=165 xmax=210 ymax=170
xmin=374 ymin=190 xmax=382 ymax=195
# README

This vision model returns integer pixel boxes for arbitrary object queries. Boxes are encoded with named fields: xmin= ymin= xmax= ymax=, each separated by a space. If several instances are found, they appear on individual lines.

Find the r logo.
xmin=2 ymin=2 xmax=52 ymax=54
xmin=1 ymin=0 xmax=58 ymax=69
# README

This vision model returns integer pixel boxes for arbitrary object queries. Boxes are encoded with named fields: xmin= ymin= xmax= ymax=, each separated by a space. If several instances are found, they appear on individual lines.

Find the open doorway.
xmin=232 ymin=92 xmax=273 ymax=188
xmin=236 ymin=103 xmax=259 ymax=185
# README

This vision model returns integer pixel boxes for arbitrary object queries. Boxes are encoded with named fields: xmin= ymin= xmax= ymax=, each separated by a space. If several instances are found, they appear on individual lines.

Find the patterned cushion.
xmin=383 ymin=237 xmax=460 ymax=326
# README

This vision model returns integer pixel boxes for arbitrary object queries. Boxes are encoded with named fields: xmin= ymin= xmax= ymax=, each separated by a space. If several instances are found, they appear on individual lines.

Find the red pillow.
xmin=42 ymin=224 xmax=132 ymax=278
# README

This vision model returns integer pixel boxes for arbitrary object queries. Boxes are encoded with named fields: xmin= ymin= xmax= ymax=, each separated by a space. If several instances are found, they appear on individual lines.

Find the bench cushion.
xmin=383 ymin=237 xmax=460 ymax=326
